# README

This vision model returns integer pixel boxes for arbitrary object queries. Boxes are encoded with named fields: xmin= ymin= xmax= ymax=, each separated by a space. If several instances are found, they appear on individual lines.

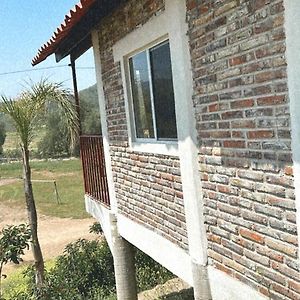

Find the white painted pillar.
xmin=91 ymin=30 xmax=118 ymax=214
xmin=283 ymin=0 xmax=300 ymax=262
xmin=167 ymin=0 xmax=211 ymax=298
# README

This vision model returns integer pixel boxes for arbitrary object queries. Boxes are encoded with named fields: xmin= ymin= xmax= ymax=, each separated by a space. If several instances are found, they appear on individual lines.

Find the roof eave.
xmin=32 ymin=0 xmax=127 ymax=66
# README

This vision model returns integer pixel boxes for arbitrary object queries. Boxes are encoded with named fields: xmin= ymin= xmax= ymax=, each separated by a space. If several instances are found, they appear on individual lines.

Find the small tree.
xmin=0 ymin=224 xmax=31 ymax=298
xmin=38 ymin=110 xmax=72 ymax=158
xmin=0 ymin=79 xmax=79 ymax=287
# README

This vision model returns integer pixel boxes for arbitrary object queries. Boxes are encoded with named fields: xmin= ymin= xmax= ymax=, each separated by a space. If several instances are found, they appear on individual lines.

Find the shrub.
xmin=0 ymin=224 xmax=31 ymax=299
xmin=4 ymin=225 xmax=174 ymax=299
xmin=135 ymin=249 xmax=174 ymax=292
xmin=23 ymin=239 xmax=115 ymax=300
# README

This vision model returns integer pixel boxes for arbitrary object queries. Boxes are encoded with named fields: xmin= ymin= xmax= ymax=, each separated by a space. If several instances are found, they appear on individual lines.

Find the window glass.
xmin=129 ymin=52 xmax=154 ymax=139
xmin=150 ymin=42 xmax=177 ymax=140
xmin=128 ymin=40 xmax=177 ymax=141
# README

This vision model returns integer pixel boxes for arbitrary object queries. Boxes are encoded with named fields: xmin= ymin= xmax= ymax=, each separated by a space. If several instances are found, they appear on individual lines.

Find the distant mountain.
xmin=78 ymin=84 xmax=101 ymax=135
xmin=79 ymin=84 xmax=98 ymax=103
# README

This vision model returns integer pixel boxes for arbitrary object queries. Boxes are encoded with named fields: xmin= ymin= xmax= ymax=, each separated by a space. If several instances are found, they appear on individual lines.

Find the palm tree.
xmin=0 ymin=79 xmax=79 ymax=287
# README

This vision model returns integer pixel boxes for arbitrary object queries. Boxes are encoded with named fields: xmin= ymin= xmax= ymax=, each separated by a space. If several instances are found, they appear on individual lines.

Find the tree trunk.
xmin=22 ymin=147 xmax=45 ymax=287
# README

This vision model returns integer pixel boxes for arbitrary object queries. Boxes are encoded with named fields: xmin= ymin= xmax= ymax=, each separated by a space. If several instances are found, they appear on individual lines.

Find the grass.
xmin=1 ymin=259 xmax=56 ymax=298
xmin=0 ymin=159 xmax=89 ymax=219
xmin=3 ymin=128 xmax=45 ymax=151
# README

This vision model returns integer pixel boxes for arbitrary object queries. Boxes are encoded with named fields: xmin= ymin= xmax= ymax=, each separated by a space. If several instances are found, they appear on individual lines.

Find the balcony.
xmin=80 ymin=135 xmax=110 ymax=207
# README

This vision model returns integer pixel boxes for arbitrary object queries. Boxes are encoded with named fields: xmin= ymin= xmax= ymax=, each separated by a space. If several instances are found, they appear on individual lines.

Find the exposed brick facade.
xmin=93 ymin=0 xmax=299 ymax=298
xmin=187 ymin=0 xmax=299 ymax=299
xmin=95 ymin=0 xmax=189 ymax=250
xmin=111 ymin=145 xmax=188 ymax=249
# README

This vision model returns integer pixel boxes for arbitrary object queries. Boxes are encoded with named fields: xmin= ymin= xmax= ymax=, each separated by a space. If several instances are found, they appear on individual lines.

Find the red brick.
xmin=229 ymin=55 xmax=247 ymax=66
xmin=284 ymin=166 xmax=293 ymax=176
xmin=247 ymin=130 xmax=274 ymax=139
xmin=214 ymin=262 xmax=233 ymax=276
xmin=186 ymin=0 xmax=197 ymax=11
xmin=208 ymin=103 xmax=219 ymax=112
xmin=288 ymin=280 xmax=300 ymax=293
xmin=221 ymin=110 xmax=243 ymax=119
xmin=271 ymin=261 xmax=300 ymax=281
xmin=231 ymin=99 xmax=254 ymax=109
xmin=272 ymin=283 xmax=299 ymax=300
xmin=256 ymin=70 xmax=283 ymax=83
xmin=266 ymin=238 xmax=297 ymax=258
xmin=239 ymin=228 xmax=265 ymax=244
xmin=223 ymin=140 xmax=246 ymax=148
xmin=231 ymin=120 xmax=255 ymax=128
xmin=207 ymin=233 xmax=221 ymax=244
xmin=257 ymin=95 xmax=286 ymax=106
xmin=259 ymin=287 xmax=270 ymax=298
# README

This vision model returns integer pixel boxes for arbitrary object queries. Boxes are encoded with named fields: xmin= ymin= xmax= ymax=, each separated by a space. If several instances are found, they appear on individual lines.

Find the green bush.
xmin=23 ymin=239 xmax=115 ymax=300
xmin=4 ymin=234 xmax=174 ymax=299
xmin=135 ymin=249 xmax=174 ymax=291
xmin=37 ymin=112 xmax=73 ymax=159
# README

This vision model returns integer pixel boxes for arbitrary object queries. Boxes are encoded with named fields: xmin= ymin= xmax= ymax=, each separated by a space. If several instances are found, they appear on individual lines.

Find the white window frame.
xmin=126 ymin=38 xmax=177 ymax=144
xmin=113 ymin=6 xmax=181 ymax=156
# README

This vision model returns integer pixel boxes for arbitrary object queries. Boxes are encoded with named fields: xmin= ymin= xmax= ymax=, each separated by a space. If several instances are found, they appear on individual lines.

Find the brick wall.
xmin=95 ymin=0 xmax=189 ymax=251
xmin=187 ymin=0 xmax=299 ymax=299
xmin=111 ymin=145 xmax=188 ymax=249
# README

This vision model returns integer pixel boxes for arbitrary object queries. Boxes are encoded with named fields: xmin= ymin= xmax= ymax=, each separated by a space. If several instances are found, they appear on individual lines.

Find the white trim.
xmin=166 ymin=0 xmax=208 ymax=265
xmin=91 ymin=30 xmax=118 ymax=213
xmin=284 ymin=0 xmax=300 ymax=261
xmin=208 ymin=266 xmax=268 ymax=300
xmin=86 ymin=196 xmax=268 ymax=300
xmin=113 ymin=22 xmax=168 ymax=62
xmin=130 ymin=141 xmax=178 ymax=156
xmin=113 ymin=0 xmax=207 ymax=264
xmin=113 ymin=10 xmax=179 ymax=157
xmin=85 ymin=195 xmax=114 ymax=248
xmin=117 ymin=214 xmax=193 ymax=285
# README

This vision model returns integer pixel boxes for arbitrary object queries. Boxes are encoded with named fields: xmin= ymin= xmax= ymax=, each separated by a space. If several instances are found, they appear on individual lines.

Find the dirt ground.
xmin=0 ymin=198 xmax=95 ymax=274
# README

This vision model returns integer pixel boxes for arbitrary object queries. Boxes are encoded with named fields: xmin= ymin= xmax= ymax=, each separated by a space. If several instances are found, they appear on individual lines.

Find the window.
xmin=128 ymin=41 xmax=177 ymax=141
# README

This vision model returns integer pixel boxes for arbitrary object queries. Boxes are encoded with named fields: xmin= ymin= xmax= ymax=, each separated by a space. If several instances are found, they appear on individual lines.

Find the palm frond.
xmin=0 ymin=79 xmax=79 ymax=150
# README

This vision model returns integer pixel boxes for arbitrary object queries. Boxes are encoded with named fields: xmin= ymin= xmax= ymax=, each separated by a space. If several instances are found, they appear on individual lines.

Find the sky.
xmin=0 ymin=0 xmax=96 ymax=98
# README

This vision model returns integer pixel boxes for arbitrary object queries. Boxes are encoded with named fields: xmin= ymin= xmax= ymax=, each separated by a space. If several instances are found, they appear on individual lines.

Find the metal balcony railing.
xmin=80 ymin=135 xmax=110 ymax=207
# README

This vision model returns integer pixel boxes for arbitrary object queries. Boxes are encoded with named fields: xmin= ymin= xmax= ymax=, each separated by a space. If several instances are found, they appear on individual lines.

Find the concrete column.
xmin=111 ymin=217 xmax=138 ymax=300
xmin=192 ymin=261 xmax=212 ymax=300
xmin=167 ymin=0 xmax=212 ymax=298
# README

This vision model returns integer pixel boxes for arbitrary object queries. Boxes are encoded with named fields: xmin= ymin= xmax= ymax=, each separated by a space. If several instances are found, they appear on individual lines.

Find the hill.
xmin=79 ymin=84 xmax=101 ymax=135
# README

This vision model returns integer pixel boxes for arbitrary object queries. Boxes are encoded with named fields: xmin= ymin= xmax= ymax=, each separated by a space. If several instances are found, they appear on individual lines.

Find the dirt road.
xmin=0 ymin=202 xmax=95 ymax=274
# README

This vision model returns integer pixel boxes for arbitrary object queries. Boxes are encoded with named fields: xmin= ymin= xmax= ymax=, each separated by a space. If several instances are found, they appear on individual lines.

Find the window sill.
xmin=130 ymin=141 xmax=179 ymax=156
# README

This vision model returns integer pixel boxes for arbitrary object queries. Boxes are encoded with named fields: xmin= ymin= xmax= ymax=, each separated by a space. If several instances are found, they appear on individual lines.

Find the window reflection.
xmin=129 ymin=52 xmax=154 ymax=138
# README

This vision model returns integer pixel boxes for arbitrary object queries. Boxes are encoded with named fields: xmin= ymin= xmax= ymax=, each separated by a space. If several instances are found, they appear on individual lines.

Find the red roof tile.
xmin=32 ymin=0 xmax=96 ymax=66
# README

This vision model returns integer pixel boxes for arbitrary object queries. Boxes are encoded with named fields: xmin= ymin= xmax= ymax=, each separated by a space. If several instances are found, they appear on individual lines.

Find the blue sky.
xmin=0 ymin=0 xmax=96 ymax=98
